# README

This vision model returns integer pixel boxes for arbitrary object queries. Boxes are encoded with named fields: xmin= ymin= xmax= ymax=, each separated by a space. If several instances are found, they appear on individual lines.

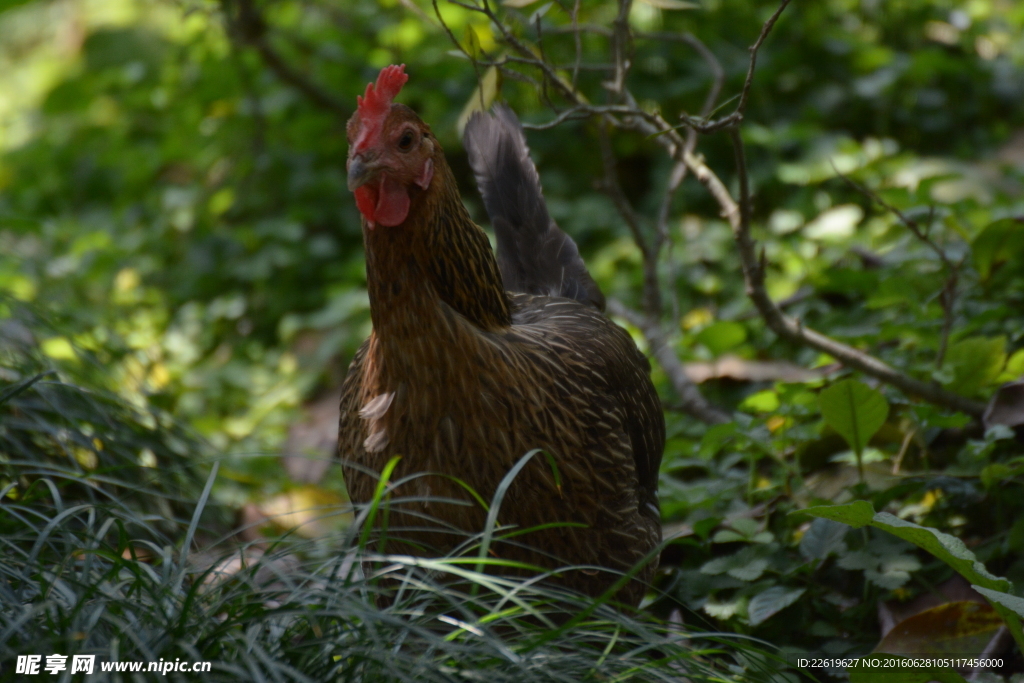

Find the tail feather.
xmin=464 ymin=105 xmax=605 ymax=311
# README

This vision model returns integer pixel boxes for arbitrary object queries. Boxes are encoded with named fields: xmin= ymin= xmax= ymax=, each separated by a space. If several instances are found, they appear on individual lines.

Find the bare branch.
xmin=726 ymin=127 xmax=985 ymax=417
xmin=685 ymin=1 xmax=984 ymax=416
xmin=736 ymin=0 xmax=792 ymax=117
xmin=605 ymin=0 xmax=634 ymax=99
xmin=669 ymin=0 xmax=789 ymax=136
xmin=656 ymin=31 xmax=724 ymax=316
xmin=570 ymin=0 xmax=582 ymax=89
xmin=609 ymin=300 xmax=731 ymax=425
xmin=831 ymin=166 xmax=952 ymax=267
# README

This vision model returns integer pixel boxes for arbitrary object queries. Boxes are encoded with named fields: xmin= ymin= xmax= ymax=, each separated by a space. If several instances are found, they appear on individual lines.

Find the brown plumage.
xmin=338 ymin=66 xmax=664 ymax=606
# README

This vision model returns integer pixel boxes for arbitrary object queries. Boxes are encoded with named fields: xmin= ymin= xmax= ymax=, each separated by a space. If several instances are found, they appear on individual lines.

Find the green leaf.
xmin=971 ymin=586 xmax=1024 ymax=652
xmin=799 ymin=502 xmax=1023 ymax=652
xmin=698 ymin=422 xmax=737 ymax=459
xmin=740 ymin=389 xmax=780 ymax=413
xmin=972 ymin=585 xmax=1024 ymax=619
xmin=457 ymin=66 xmax=501 ymax=137
xmin=798 ymin=501 xmax=875 ymax=528
xmin=747 ymin=586 xmax=805 ymax=625
xmin=869 ymin=512 xmax=1010 ymax=592
xmin=943 ymin=336 xmax=1007 ymax=397
xmin=998 ymin=348 xmax=1024 ymax=382
xmin=864 ymin=554 xmax=921 ymax=590
xmin=463 ymin=25 xmax=482 ymax=60
xmin=700 ymin=545 xmax=773 ymax=582
xmin=972 ymin=217 xmax=1024 ymax=280
xmin=696 ymin=320 xmax=747 ymax=355
xmin=819 ymin=379 xmax=889 ymax=456
xmin=799 ymin=518 xmax=848 ymax=560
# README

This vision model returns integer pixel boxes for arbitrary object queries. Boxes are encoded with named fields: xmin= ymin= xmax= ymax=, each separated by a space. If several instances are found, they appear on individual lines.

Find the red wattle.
xmin=354 ymin=175 xmax=410 ymax=228
xmin=373 ymin=174 xmax=410 ymax=227
xmin=354 ymin=185 xmax=378 ymax=226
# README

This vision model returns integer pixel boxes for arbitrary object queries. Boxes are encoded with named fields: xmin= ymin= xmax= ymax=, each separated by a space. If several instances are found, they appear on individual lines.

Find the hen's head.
xmin=346 ymin=65 xmax=436 ymax=228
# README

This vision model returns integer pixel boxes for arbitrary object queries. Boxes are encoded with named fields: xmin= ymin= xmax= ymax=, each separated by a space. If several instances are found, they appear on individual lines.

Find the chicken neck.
xmin=362 ymin=154 xmax=511 ymax=348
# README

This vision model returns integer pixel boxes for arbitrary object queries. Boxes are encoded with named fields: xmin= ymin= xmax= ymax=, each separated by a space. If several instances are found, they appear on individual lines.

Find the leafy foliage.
xmin=2 ymin=0 xmax=1024 ymax=678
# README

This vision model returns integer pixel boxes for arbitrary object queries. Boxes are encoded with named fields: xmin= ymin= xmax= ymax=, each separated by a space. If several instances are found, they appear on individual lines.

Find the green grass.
xmin=0 ymin=341 xmax=787 ymax=682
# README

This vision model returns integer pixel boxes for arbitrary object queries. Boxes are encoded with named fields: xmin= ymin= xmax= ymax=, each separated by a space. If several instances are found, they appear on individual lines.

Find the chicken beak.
xmin=347 ymin=154 xmax=377 ymax=191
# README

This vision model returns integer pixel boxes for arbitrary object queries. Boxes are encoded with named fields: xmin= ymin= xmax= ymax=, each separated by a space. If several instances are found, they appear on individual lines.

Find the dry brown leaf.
xmin=879 ymin=575 xmax=986 ymax=636
xmin=684 ymin=355 xmax=826 ymax=384
xmin=983 ymin=379 xmax=1024 ymax=430
xmin=874 ymin=600 xmax=1004 ymax=656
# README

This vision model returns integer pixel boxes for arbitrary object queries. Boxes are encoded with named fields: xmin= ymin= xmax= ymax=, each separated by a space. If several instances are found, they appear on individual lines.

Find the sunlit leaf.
xmin=803 ymin=204 xmax=864 ymax=242
xmin=696 ymin=321 xmax=747 ymax=355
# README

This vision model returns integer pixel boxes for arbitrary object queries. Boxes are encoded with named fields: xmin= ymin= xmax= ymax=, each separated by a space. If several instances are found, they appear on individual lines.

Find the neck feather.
xmin=362 ymin=153 xmax=511 ymax=338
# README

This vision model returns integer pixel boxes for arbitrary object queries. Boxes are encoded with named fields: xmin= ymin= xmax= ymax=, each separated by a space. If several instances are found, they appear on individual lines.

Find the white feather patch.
xmin=363 ymin=429 xmax=389 ymax=453
xmin=359 ymin=391 xmax=395 ymax=421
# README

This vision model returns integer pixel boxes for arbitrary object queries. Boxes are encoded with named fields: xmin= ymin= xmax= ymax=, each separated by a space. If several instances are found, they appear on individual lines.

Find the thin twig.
xmin=660 ymin=32 xmax=726 ymax=321
xmin=605 ymin=0 xmax=634 ymax=99
xmin=736 ymin=0 xmax=792 ymax=118
xmin=831 ymin=165 xmax=965 ymax=369
xmin=570 ymin=0 xmax=582 ymax=90
xmin=832 ymin=166 xmax=951 ymax=266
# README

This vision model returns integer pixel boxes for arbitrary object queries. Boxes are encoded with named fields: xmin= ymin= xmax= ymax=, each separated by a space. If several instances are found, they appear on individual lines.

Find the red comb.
xmin=353 ymin=65 xmax=408 ymax=152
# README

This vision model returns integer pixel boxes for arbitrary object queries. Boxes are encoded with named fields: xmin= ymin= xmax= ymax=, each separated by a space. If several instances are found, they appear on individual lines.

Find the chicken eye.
xmin=398 ymin=130 xmax=415 ymax=151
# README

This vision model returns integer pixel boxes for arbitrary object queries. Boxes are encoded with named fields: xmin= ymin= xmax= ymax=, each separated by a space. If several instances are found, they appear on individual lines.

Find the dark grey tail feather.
xmin=464 ymin=104 xmax=605 ymax=311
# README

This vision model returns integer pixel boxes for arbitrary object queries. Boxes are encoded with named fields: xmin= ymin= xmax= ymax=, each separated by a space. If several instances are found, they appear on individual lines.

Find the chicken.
xmin=338 ymin=65 xmax=664 ymax=606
